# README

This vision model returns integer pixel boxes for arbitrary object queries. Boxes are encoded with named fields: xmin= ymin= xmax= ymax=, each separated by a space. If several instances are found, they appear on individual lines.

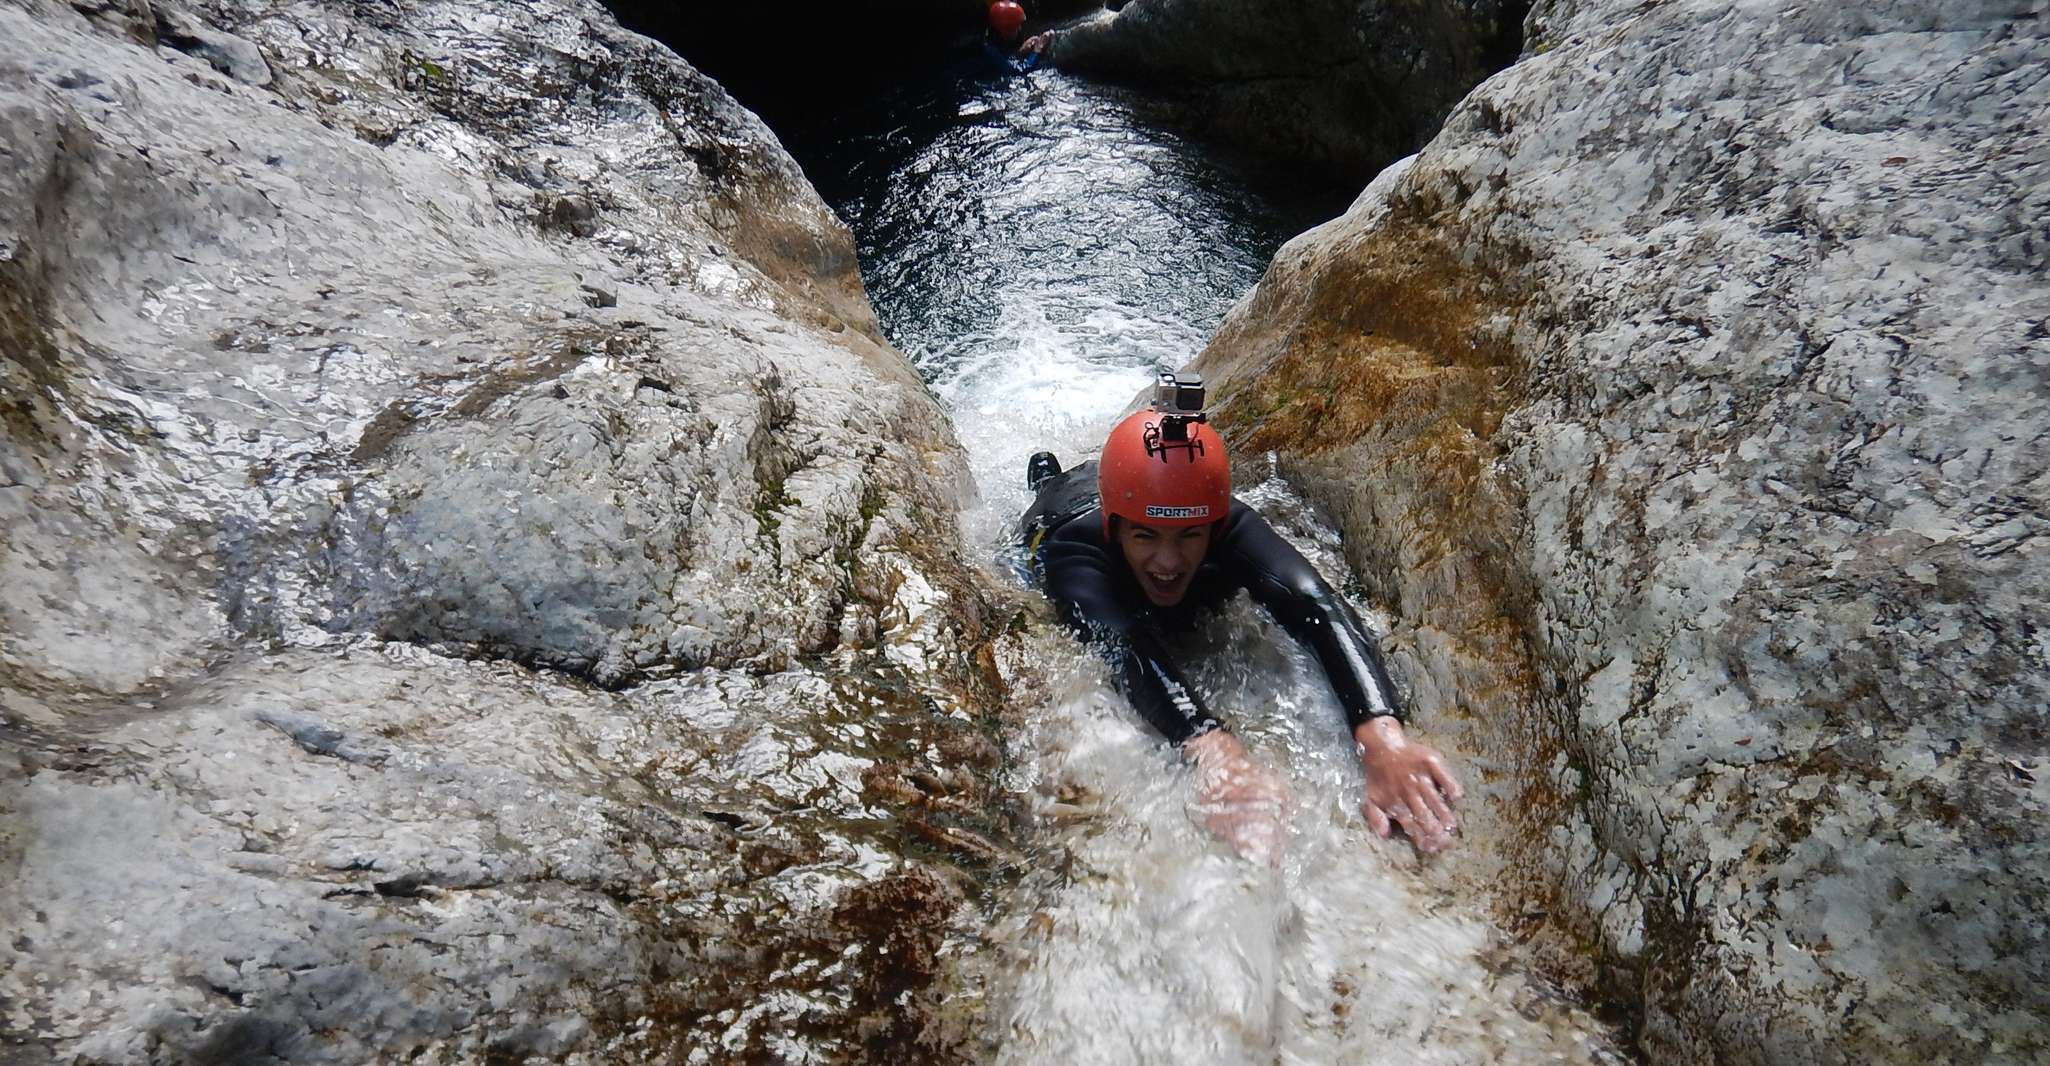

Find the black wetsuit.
xmin=1022 ymin=463 xmax=1405 ymax=744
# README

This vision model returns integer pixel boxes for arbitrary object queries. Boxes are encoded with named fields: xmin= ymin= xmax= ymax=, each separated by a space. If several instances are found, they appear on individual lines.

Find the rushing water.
xmin=778 ymin=54 xmax=1344 ymax=545
xmin=775 ymin=53 xmax=1627 ymax=1065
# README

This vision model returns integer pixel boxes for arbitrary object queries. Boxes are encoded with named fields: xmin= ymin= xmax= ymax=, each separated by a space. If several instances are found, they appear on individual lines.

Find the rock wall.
xmin=1042 ymin=0 xmax=1526 ymax=180
xmin=0 ymin=0 xmax=1014 ymax=1060
xmin=1193 ymin=0 xmax=2049 ymax=1062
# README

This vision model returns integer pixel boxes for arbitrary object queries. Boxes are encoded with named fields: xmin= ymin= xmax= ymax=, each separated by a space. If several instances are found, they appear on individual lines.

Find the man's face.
xmin=1115 ymin=519 xmax=1213 ymax=606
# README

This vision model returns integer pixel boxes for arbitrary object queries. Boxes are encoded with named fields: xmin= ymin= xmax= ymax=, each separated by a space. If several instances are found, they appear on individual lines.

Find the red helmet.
xmin=1098 ymin=409 xmax=1231 ymax=533
xmin=988 ymin=1 xmax=1026 ymax=37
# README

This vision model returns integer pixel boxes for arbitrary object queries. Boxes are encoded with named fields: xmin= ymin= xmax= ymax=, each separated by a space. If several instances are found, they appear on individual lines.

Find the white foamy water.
xmin=981 ymin=478 xmax=1622 ymax=1065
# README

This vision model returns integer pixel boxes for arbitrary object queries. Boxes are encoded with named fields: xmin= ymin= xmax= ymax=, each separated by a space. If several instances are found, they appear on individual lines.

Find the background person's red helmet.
xmin=1098 ymin=409 xmax=1231 ymax=533
xmin=988 ymin=1 xmax=1026 ymax=37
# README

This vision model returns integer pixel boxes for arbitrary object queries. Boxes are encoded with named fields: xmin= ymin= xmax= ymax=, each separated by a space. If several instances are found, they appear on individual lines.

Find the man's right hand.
xmin=1183 ymin=730 xmax=1289 ymax=866
xmin=1354 ymin=717 xmax=1463 ymax=854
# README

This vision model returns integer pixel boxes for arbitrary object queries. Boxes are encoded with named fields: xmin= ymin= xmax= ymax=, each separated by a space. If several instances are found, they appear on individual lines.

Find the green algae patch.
xmin=0 ymin=256 xmax=68 ymax=446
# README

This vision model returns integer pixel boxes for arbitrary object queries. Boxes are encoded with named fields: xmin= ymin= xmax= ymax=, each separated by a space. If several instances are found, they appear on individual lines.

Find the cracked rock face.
xmin=1041 ymin=0 xmax=1526 ymax=180
xmin=1 ymin=0 xmax=1008 ymax=1060
xmin=1194 ymin=0 xmax=2048 ymax=1063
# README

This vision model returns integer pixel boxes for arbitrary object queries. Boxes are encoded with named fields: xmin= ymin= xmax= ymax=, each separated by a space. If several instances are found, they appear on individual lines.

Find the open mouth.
xmin=1139 ymin=570 xmax=1189 ymax=604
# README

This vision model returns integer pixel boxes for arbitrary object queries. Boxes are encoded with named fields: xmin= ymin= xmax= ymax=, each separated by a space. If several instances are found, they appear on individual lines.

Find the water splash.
xmin=778 ymin=53 xmax=1628 ymax=1065
xmin=984 ymin=475 xmax=1623 ymax=1063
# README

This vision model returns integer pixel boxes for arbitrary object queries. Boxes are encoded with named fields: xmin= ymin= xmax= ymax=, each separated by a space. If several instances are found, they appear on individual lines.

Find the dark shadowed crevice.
xmin=1491 ymin=0 xmax=1536 ymax=70
xmin=1033 ymin=0 xmax=1535 ymax=183
xmin=601 ymin=1 xmax=1103 ymax=127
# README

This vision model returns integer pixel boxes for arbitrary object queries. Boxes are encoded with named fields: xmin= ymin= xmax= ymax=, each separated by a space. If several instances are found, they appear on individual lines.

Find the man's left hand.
xmin=1184 ymin=730 xmax=1290 ymax=866
xmin=1354 ymin=717 xmax=1464 ymax=854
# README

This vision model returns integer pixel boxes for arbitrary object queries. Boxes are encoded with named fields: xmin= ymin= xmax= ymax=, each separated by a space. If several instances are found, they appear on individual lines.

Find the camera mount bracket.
xmin=1145 ymin=370 xmax=1209 ymax=456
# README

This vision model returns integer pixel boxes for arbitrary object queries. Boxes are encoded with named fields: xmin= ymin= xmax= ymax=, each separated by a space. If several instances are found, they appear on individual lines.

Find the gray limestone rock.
xmin=1194 ymin=0 xmax=2049 ymax=1062
xmin=1040 ymin=0 xmax=1526 ymax=179
xmin=1 ymin=646 xmax=1007 ymax=1062
xmin=0 ymin=0 xmax=971 ymax=699
xmin=154 ymin=2 xmax=270 ymax=84
xmin=0 ymin=0 xmax=1009 ymax=1059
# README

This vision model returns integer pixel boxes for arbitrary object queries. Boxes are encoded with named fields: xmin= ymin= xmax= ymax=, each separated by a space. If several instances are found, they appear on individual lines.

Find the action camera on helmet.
xmin=1149 ymin=371 xmax=1207 ymax=444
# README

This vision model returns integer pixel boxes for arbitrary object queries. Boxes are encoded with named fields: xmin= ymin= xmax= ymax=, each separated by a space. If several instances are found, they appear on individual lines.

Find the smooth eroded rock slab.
xmin=1194 ymin=1 xmax=2050 ymax=1062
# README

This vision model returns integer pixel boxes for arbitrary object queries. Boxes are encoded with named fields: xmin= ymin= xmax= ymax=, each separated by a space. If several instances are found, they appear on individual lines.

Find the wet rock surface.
xmin=1 ymin=0 xmax=1013 ymax=1059
xmin=1194 ymin=1 xmax=2048 ymax=1062
xmin=1040 ymin=0 xmax=1526 ymax=180
xmin=4 ymin=647 xmax=1013 ymax=1063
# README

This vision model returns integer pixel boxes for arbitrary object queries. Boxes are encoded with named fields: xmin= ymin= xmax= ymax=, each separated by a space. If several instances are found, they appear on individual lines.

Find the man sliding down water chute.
xmin=1020 ymin=372 xmax=1465 ymax=859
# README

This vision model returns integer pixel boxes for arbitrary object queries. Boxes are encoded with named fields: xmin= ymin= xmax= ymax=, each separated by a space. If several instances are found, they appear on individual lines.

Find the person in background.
xmin=1019 ymin=373 xmax=1465 ymax=862
xmin=984 ymin=0 xmax=1045 ymax=74
xmin=1017 ymin=16 xmax=1055 ymax=60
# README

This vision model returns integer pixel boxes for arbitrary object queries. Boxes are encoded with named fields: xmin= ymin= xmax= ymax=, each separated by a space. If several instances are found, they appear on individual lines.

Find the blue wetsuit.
xmin=983 ymin=31 xmax=1043 ymax=75
xmin=1023 ymin=463 xmax=1406 ymax=744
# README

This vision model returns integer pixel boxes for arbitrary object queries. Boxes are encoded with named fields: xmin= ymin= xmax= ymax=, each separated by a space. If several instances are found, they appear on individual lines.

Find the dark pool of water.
xmin=769 ymin=52 xmax=1355 ymax=383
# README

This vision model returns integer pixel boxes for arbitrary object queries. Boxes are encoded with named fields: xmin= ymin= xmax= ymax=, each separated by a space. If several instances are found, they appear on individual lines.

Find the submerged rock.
xmin=0 ymin=0 xmax=1010 ymax=1059
xmin=1039 ymin=0 xmax=1526 ymax=180
xmin=1195 ymin=1 xmax=2048 ymax=1062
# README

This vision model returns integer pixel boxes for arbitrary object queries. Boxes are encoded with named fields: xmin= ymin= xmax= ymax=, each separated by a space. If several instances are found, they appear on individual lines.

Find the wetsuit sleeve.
xmin=1225 ymin=514 xmax=1406 ymax=729
xmin=982 ymin=38 xmax=1043 ymax=74
xmin=1043 ymin=532 xmax=1223 ymax=745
